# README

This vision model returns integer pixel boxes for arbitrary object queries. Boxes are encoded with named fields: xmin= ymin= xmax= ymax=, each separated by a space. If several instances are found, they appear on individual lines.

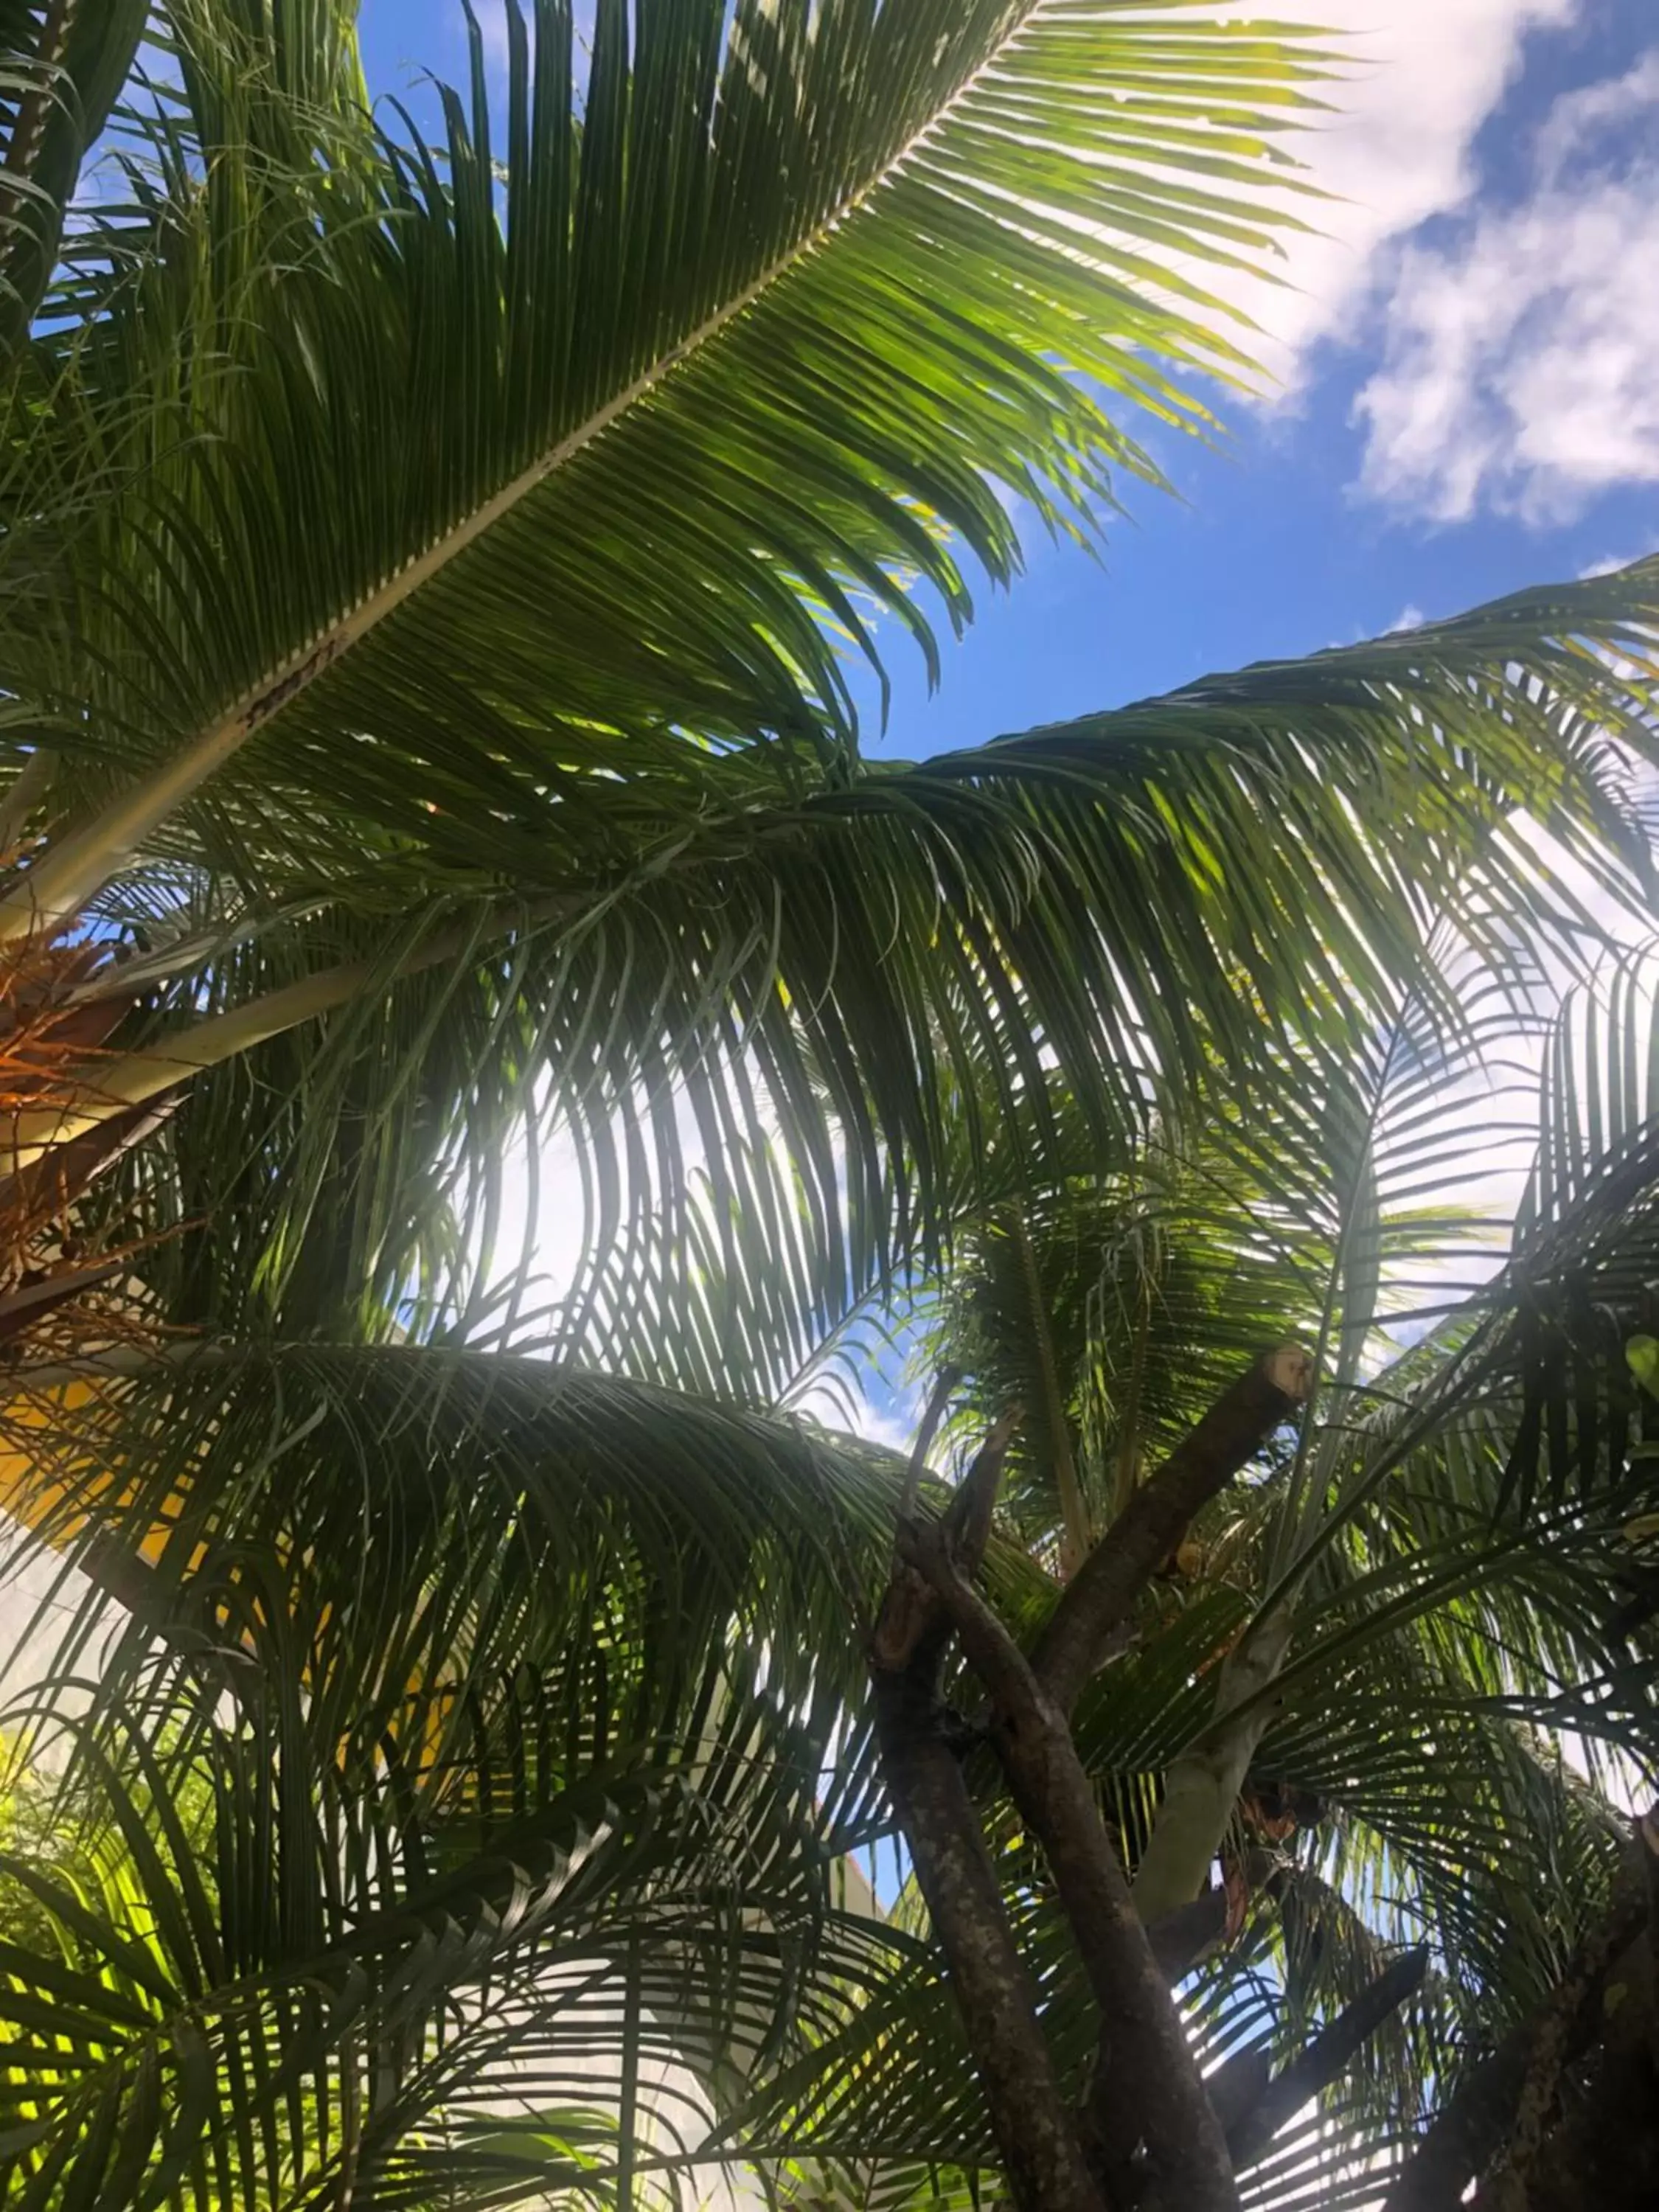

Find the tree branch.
xmin=871 ymin=1408 xmax=1020 ymax=1677
xmin=1225 ymin=1946 xmax=1428 ymax=2174
xmin=869 ymin=1666 xmax=1103 ymax=2212
xmin=1143 ymin=1852 xmax=1279 ymax=1987
xmin=1384 ymin=1865 xmax=1652 ymax=2211
xmin=902 ymin=1520 xmax=1241 ymax=2212
xmin=1034 ymin=1346 xmax=1312 ymax=1714
xmin=869 ymin=1413 xmax=1103 ymax=2212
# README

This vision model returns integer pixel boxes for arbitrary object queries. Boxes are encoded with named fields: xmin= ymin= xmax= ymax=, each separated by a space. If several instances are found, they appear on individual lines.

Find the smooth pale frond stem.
xmin=0 ymin=896 xmax=565 ymax=1170
xmin=1033 ymin=1345 xmax=1314 ymax=1715
xmin=1 ymin=1341 xmax=213 ymax=1393
xmin=0 ymin=745 xmax=55 ymax=852
xmin=0 ymin=0 xmax=1072 ymax=952
xmin=1126 ymin=1609 xmax=1293 ymax=1926
xmin=897 ymin=1364 xmax=962 ymax=1528
xmin=1 ymin=948 xmax=479 ymax=1170
xmin=0 ymin=956 xmax=390 ymax=1166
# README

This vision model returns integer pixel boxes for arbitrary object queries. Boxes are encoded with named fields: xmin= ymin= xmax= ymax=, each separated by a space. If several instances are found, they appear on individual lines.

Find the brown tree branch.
xmin=1225 ymin=1945 xmax=1428 ymax=2174
xmin=869 ymin=1666 xmax=1104 ymax=2212
xmin=1384 ymin=1870 xmax=1652 ymax=2211
xmin=1144 ymin=1889 xmax=1228 ymax=1985
xmin=869 ymin=1412 xmax=1104 ymax=2212
xmin=1034 ymin=1346 xmax=1312 ymax=1714
xmin=871 ymin=1407 xmax=1021 ymax=1678
xmin=1142 ymin=1852 xmax=1279 ymax=1987
xmin=902 ymin=1520 xmax=1241 ymax=2212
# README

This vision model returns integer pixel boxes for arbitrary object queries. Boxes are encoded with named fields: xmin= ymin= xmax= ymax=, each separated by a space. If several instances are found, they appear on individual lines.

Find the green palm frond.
xmin=4 ymin=1 xmax=1653 ymax=1397
xmin=1419 ymin=941 xmax=1659 ymax=1517
xmin=0 ymin=0 xmax=1336 ymax=932
xmin=0 ymin=1340 xmax=941 ymax=2211
xmin=2 ymin=1344 xmax=906 ymax=1741
xmin=78 ymin=568 xmax=1647 ymax=1374
xmin=2 ymin=15 xmax=1658 ymax=2203
xmin=834 ymin=906 xmax=1659 ymax=2194
xmin=0 ymin=1671 xmax=914 ymax=2211
xmin=0 ymin=0 xmax=148 ymax=353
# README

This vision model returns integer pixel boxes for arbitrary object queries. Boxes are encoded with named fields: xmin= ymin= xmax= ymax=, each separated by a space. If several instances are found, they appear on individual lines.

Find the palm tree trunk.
xmin=906 ymin=1530 xmax=1241 ymax=2212
xmin=1385 ymin=1846 xmax=1658 ymax=2211
xmin=870 ymin=1666 xmax=1105 ymax=2212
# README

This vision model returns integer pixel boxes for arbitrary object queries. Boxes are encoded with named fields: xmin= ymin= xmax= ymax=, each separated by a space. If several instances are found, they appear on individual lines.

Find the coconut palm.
xmin=870 ymin=950 xmax=1659 ymax=2210
xmin=1 ymin=7 xmax=1658 ymax=2212
xmin=0 ymin=0 xmax=1653 ymax=1362
xmin=9 ymin=924 xmax=1659 ymax=2212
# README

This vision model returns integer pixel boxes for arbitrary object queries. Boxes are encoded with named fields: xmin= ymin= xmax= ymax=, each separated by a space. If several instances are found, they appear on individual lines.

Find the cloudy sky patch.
xmin=1357 ymin=45 xmax=1659 ymax=523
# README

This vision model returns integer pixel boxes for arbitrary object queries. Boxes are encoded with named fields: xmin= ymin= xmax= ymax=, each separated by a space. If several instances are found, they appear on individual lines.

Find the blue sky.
xmin=356 ymin=0 xmax=1659 ymax=757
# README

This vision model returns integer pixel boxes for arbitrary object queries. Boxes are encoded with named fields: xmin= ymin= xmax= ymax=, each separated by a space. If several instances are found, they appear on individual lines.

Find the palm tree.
xmin=0 ymin=0 xmax=1652 ymax=1360
xmin=1 ymin=6 xmax=1658 ymax=2211
xmin=864 ymin=950 xmax=1659 ymax=2211
xmin=10 ymin=916 xmax=1659 ymax=2212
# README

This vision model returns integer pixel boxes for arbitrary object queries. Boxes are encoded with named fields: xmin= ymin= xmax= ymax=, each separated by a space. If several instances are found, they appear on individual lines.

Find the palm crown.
xmin=0 ymin=6 xmax=1657 ymax=2211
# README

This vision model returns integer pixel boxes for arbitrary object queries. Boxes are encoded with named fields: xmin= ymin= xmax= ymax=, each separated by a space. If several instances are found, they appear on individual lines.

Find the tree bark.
xmin=868 ymin=1354 xmax=1312 ymax=2212
xmin=1384 ymin=1855 xmax=1654 ymax=2211
xmin=869 ymin=1418 xmax=1104 ymax=2212
xmin=1034 ymin=1346 xmax=1312 ymax=1714
xmin=869 ymin=1666 xmax=1104 ymax=2212
xmin=1224 ymin=1947 xmax=1427 ymax=2173
xmin=904 ymin=1523 xmax=1240 ymax=2212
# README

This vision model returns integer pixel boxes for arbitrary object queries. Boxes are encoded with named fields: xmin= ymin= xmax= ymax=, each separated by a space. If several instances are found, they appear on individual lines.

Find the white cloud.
xmin=1354 ymin=48 xmax=1659 ymax=522
xmin=440 ymin=0 xmax=1576 ymax=408
xmin=1188 ymin=0 xmax=1579 ymax=378
xmin=1579 ymin=542 xmax=1659 ymax=579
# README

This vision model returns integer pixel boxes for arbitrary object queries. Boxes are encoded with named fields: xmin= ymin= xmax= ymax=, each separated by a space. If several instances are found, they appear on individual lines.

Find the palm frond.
xmin=0 ymin=1343 xmax=909 ymax=1739
xmin=0 ymin=0 xmax=1338 ymax=936
xmin=75 ymin=569 xmax=1647 ymax=1379
xmin=0 ymin=0 xmax=148 ymax=353
xmin=0 ymin=1668 xmax=914 ymax=2212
